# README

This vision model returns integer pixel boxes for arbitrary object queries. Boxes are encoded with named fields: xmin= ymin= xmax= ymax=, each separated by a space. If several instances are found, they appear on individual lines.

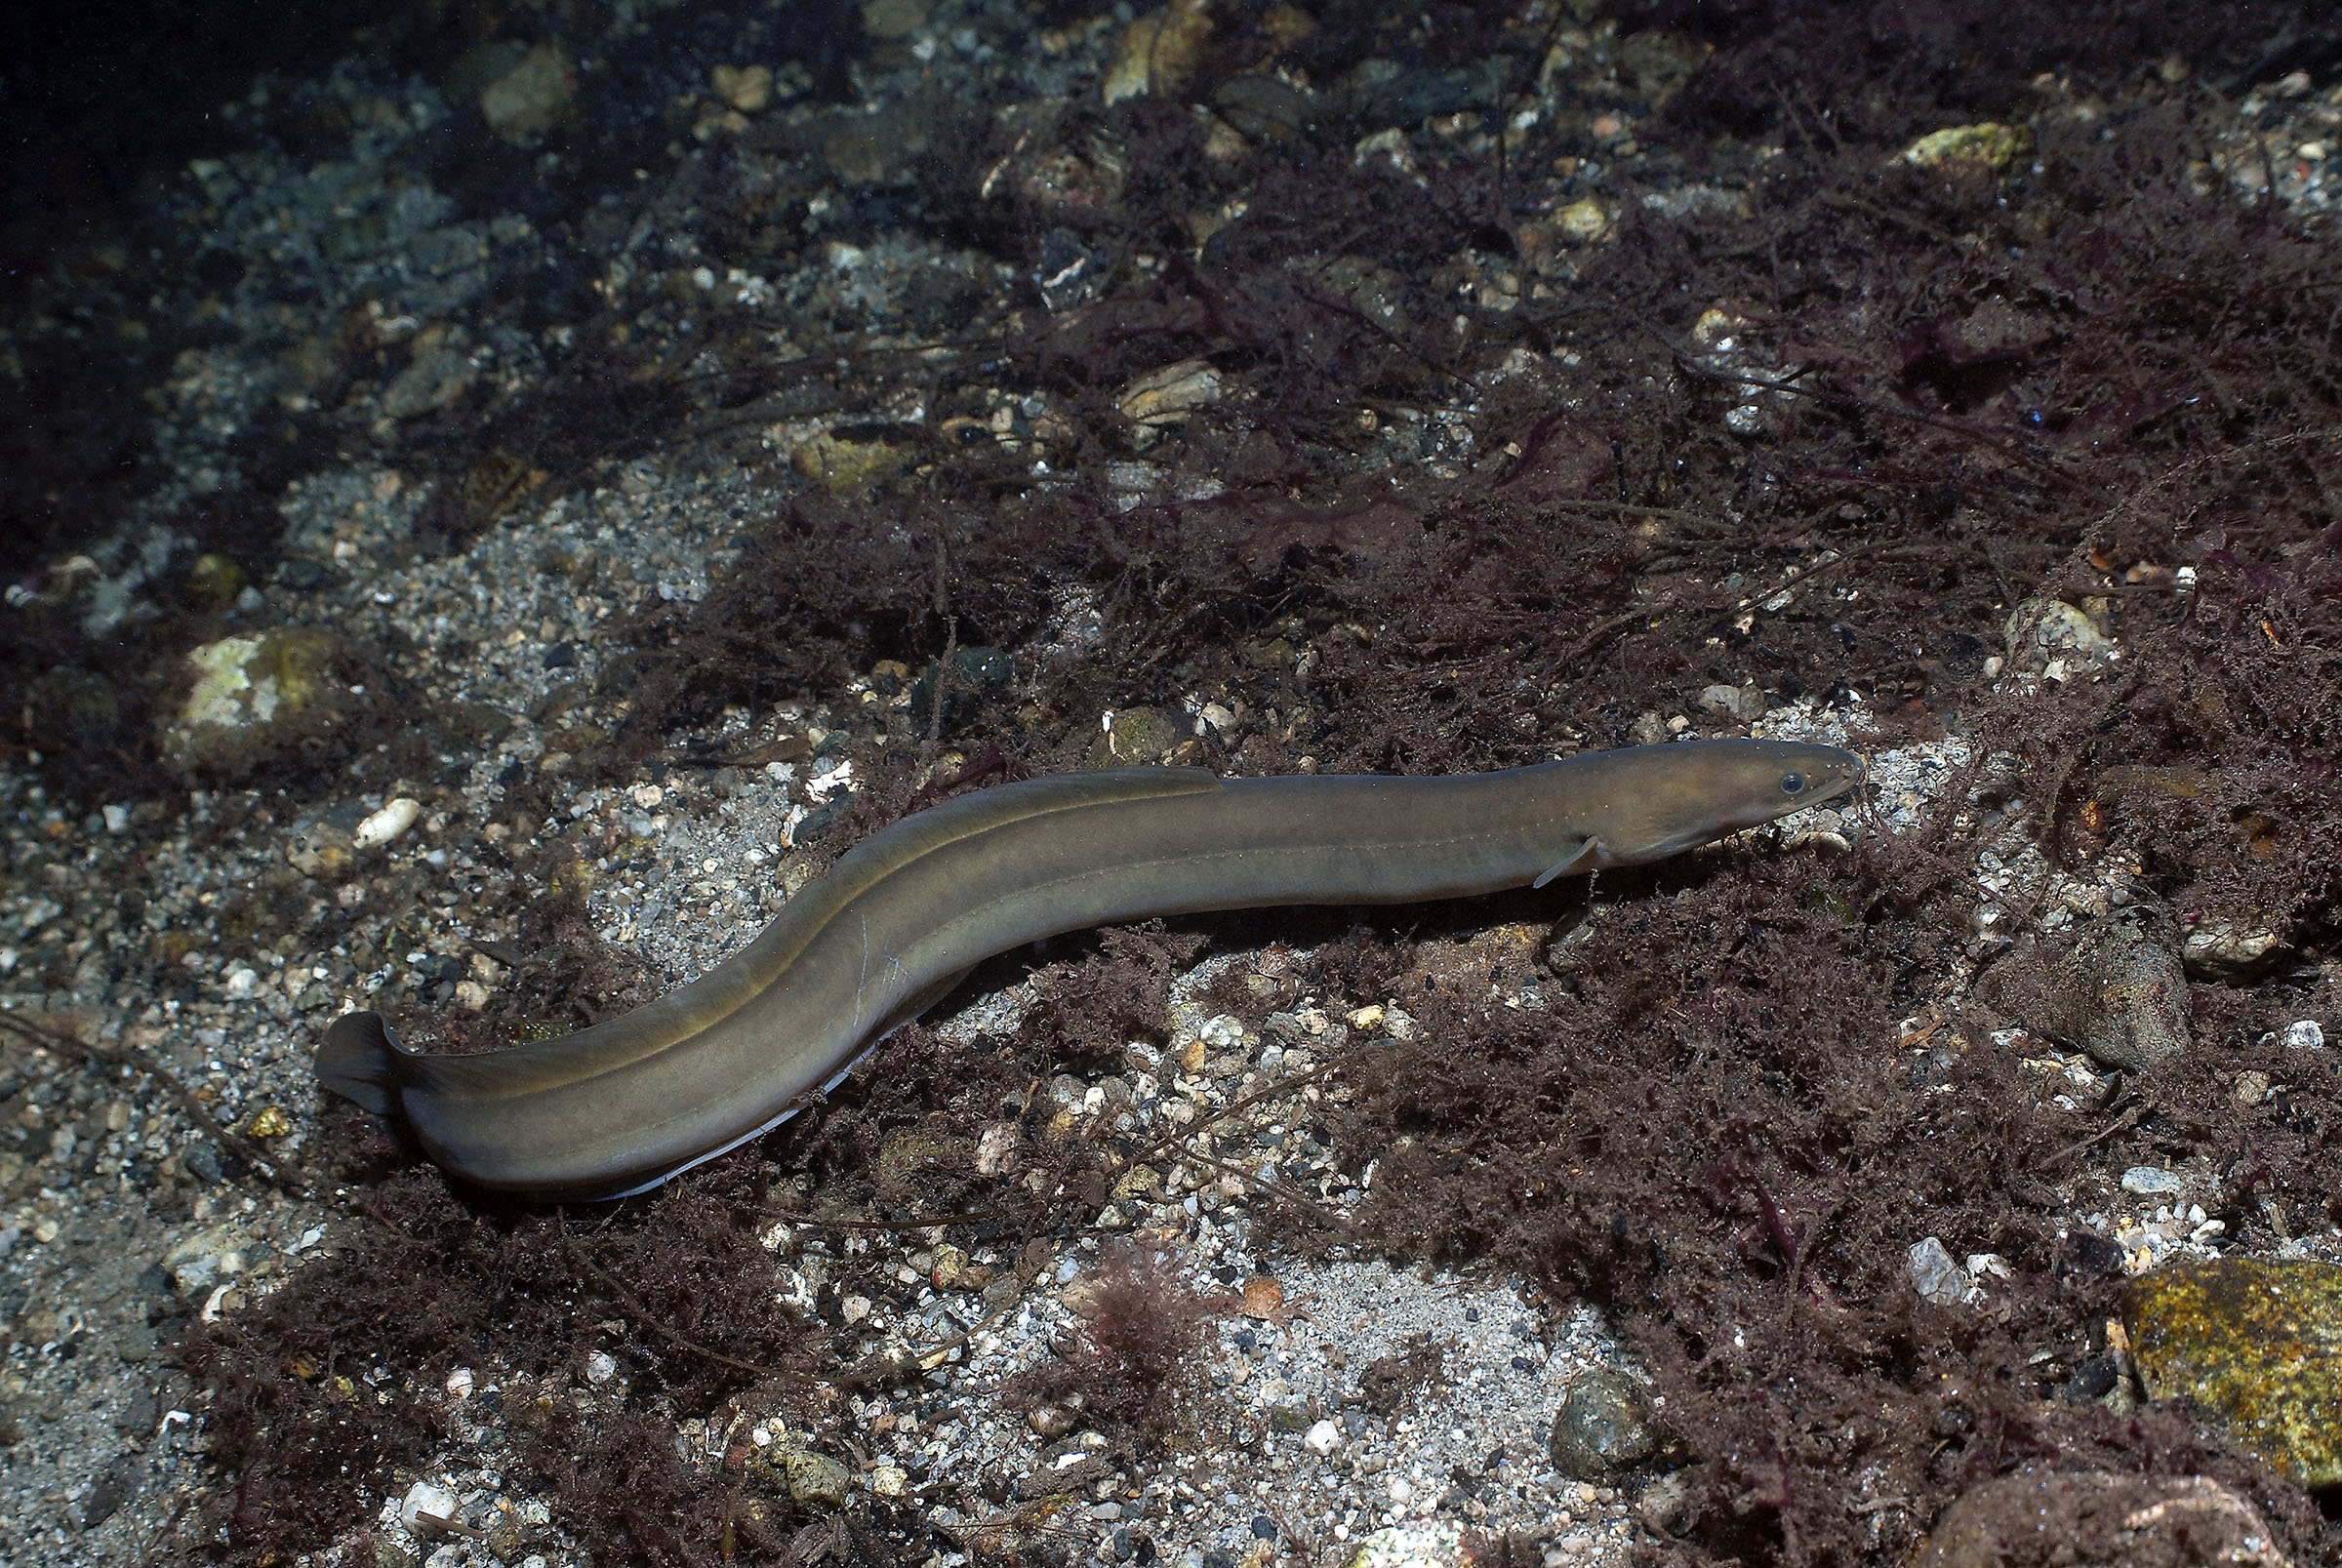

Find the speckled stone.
xmin=1549 ymin=1366 xmax=1660 ymax=1479
xmin=2122 ymin=1258 xmax=2342 ymax=1486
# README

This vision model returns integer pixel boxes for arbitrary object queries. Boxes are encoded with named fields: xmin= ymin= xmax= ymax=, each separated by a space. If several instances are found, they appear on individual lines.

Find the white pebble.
xmin=632 ymin=784 xmax=665 ymax=809
xmin=2121 ymin=1167 xmax=2187 ymax=1195
xmin=2282 ymin=1020 xmax=2324 ymax=1050
xmin=399 ymin=1480 xmax=462 ymax=1537
xmin=585 ymin=1349 xmax=618 ymax=1385
xmin=1907 ymin=1236 xmax=1971 ymax=1306
xmin=222 ymin=966 xmax=258 ymax=1001
xmin=444 ymin=1367 xmax=474 ymax=1399
xmin=1303 ymin=1418 xmax=1343 ymax=1455
xmin=354 ymin=796 xmax=422 ymax=849
xmin=101 ymin=803 xmax=133 ymax=833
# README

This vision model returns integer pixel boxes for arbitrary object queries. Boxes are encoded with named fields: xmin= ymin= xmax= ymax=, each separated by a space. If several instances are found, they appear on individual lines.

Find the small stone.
xmin=382 ymin=339 xmax=477 ymax=419
xmin=1028 ymin=1403 xmax=1078 ymax=1438
xmin=2123 ymin=1258 xmax=2342 ymax=1485
xmin=1119 ymin=359 xmax=1221 ymax=427
xmin=1907 ymin=1236 xmax=1972 ymax=1307
xmin=245 ymin=1106 xmax=291 ymax=1139
xmin=479 ymin=40 xmax=575 ymax=141
xmin=2181 ymin=915 xmax=2289 ymax=981
xmin=354 ymin=797 xmax=423 ymax=849
xmin=1695 ymin=683 xmax=1766 ymax=722
xmin=869 ymin=1464 xmax=909 ymax=1496
xmin=1086 ymin=706 xmax=1185 ymax=767
xmin=1302 ymin=1417 xmax=1343 ymax=1455
xmin=1900 ymin=121 xmax=2034 ymax=173
xmin=930 ymin=1243 xmax=989 ymax=1291
xmin=2120 ymin=1166 xmax=2187 ymax=1196
xmin=2232 ymin=1069 xmax=2272 ymax=1105
xmin=2281 ymin=1019 xmax=2323 ymax=1050
xmin=1338 ymin=1521 xmax=1465 ymax=1568
xmin=585 ymin=1350 xmax=618 ymax=1385
xmin=1911 ymin=1466 xmax=2288 ymax=1567
xmin=1548 ymin=1367 xmax=1659 ymax=1479
xmin=1102 ymin=0 xmax=1212 ymax=105
xmin=2002 ymin=597 xmax=2115 ymax=678
xmin=399 ymin=1480 xmax=463 ymax=1538
xmin=861 ymin=0 xmax=929 ymax=39
xmin=160 ymin=1221 xmax=254 ymax=1300
xmin=709 ymin=63 xmax=773 ymax=113
xmin=101 ymin=803 xmax=133 ymax=833
xmin=222 ymin=966 xmax=258 ymax=1000
xmin=786 ymin=1446 xmax=853 ymax=1507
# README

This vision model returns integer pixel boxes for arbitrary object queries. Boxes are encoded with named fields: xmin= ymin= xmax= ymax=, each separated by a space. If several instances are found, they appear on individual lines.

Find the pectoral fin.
xmin=1532 ymin=835 xmax=1602 ymax=890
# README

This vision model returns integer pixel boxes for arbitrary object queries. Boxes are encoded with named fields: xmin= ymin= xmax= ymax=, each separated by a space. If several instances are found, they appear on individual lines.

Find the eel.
xmin=317 ymin=738 xmax=1863 ymax=1199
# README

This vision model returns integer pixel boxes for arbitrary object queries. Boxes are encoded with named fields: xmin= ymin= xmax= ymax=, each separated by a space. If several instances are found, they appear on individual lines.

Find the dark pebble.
xmin=181 ymin=1141 xmax=222 ymax=1185
xmin=412 ymin=954 xmax=464 ymax=985
xmin=1250 ymin=1515 xmax=1278 ymax=1541
xmin=82 ymin=1454 xmax=140 ymax=1527
xmin=1203 ymin=1551 xmax=1235 ymax=1568
xmin=115 ymin=1383 xmax=159 ymax=1435
xmin=542 ymin=642 xmax=576 ymax=669
xmin=794 ymin=797 xmax=847 ymax=841
xmin=2064 ymin=1354 xmax=2120 ymax=1401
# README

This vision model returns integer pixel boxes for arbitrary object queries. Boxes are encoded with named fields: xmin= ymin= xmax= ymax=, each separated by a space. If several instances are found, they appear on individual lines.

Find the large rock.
xmin=1973 ymin=909 xmax=2188 ymax=1069
xmin=2123 ymin=1258 xmax=2342 ymax=1486
xmin=159 ymin=628 xmax=352 ymax=782
xmin=1912 ymin=1467 xmax=2287 ymax=1567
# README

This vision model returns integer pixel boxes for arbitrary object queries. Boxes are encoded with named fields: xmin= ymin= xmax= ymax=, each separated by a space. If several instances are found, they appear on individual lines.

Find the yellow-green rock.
xmin=479 ymin=40 xmax=575 ymax=142
xmin=161 ymin=628 xmax=349 ymax=780
xmin=2123 ymin=1258 xmax=2342 ymax=1486
xmin=1901 ymin=121 xmax=2033 ymax=173
xmin=1083 ymin=706 xmax=1184 ymax=767
xmin=187 ymin=552 xmax=246 ymax=609
xmin=875 ymin=1126 xmax=973 ymax=1190
xmin=790 ymin=432 xmax=909 ymax=495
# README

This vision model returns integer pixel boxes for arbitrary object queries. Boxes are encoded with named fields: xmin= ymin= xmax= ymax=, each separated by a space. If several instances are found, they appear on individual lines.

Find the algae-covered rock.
xmin=1901 ymin=121 xmax=2034 ymax=174
xmin=1549 ymin=1366 xmax=1660 ymax=1479
xmin=1912 ymin=1466 xmax=2289 ymax=1567
xmin=1972 ymin=909 xmax=2189 ymax=1069
xmin=743 ymin=1439 xmax=852 ymax=1507
xmin=875 ymin=1125 xmax=975 ymax=1191
xmin=161 ymin=628 xmax=351 ymax=781
xmin=1084 ymin=705 xmax=1185 ymax=767
xmin=790 ymin=432 xmax=909 ymax=495
xmin=2123 ymin=1258 xmax=2342 ymax=1486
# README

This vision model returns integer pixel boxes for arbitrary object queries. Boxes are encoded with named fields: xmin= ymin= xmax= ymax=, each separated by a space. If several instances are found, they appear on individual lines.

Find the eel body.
xmin=318 ymin=739 xmax=1862 ymax=1199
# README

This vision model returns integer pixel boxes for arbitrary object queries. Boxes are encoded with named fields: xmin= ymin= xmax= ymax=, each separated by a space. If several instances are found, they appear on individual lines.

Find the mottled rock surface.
xmin=2123 ymin=1259 xmax=2342 ymax=1486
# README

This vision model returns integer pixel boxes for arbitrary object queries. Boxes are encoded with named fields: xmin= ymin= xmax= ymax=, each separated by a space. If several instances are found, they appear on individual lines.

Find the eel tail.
xmin=315 ymin=1010 xmax=414 ymax=1117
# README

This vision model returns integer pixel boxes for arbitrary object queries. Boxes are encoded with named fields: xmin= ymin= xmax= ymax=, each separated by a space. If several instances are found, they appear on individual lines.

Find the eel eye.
xmin=1780 ymin=771 xmax=1806 ymax=795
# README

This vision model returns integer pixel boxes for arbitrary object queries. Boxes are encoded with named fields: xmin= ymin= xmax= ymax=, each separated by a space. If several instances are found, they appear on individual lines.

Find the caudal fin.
xmin=315 ymin=1010 xmax=411 ymax=1116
